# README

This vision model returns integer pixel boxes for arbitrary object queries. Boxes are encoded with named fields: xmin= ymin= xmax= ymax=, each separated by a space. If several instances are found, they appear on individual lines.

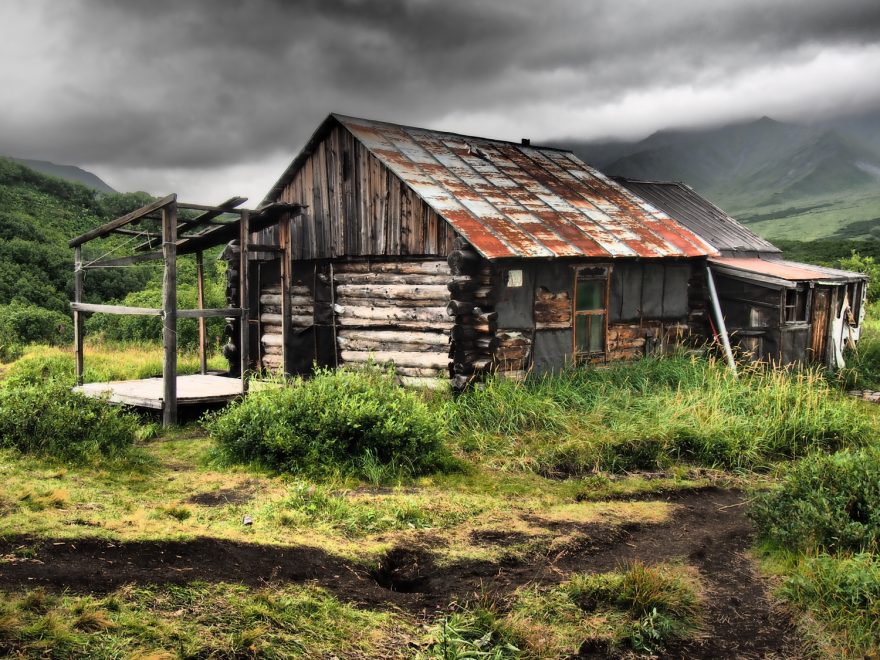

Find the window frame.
xmin=572 ymin=266 xmax=611 ymax=361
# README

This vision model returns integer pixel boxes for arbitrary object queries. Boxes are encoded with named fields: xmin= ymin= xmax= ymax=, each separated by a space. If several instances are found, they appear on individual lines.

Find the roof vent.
xmin=521 ymin=138 xmax=531 ymax=146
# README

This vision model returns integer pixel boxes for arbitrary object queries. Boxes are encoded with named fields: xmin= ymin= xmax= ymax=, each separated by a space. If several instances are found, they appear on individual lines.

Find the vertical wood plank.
xmin=196 ymin=251 xmax=207 ymax=375
xmin=73 ymin=246 xmax=84 ymax=386
xmin=162 ymin=200 xmax=178 ymax=427
xmin=279 ymin=215 xmax=292 ymax=375
xmin=240 ymin=210 xmax=251 ymax=393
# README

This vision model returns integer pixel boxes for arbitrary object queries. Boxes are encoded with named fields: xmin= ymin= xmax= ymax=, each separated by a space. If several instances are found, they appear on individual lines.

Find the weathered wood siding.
xmin=255 ymin=125 xmax=457 ymax=260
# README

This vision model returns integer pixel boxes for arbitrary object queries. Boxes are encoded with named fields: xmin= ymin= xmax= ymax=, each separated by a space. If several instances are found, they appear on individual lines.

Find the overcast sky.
xmin=2 ymin=0 xmax=879 ymax=202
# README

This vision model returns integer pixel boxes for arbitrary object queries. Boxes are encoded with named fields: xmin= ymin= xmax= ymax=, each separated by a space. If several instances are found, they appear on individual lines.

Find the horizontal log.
xmin=334 ymin=261 xmax=450 ymax=275
xmin=333 ymin=273 xmax=452 ymax=285
xmin=337 ymin=337 xmax=446 ymax=353
xmin=337 ymin=329 xmax=448 ymax=346
xmin=262 ymin=344 xmax=282 ymax=356
xmin=335 ymin=317 xmax=453 ymax=330
xmin=336 ymin=305 xmax=448 ymax=323
xmin=263 ymin=285 xmax=310 ymax=295
xmin=261 ymin=333 xmax=284 ymax=347
xmin=336 ymin=296 xmax=443 ymax=308
xmin=260 ymin=307 xmax=312 ymax=325
xmin=260 ymin=305 xmax=313 ymax=316
xmin=260 ymin=294 xmax=312 ymax=306
xmin=70 ymin=302 xmax=161 ymax=316
xmin=261 ymin=354 xmax=283 ymax=368
xmin=447 ymin=300 xmax=478 ymax=316
xmin=535 ymin=321 xmax=570 ymax=330
xmin=339 ymin=350 xmax=449 ymax=370
xmin=260 ymin=313 xmax=313 ymax=326
xmin=609 ymin=338 xmax=646 ymax=350
xmin=177 ymin=308 xmax=240 ymax=319
xmin=336 ymin=284 xmax=449 ymax=301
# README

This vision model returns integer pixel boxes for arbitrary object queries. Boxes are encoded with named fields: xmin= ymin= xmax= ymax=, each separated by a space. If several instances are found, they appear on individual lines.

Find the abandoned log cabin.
xmin=222 ymin=113 xmax=867 ymax=386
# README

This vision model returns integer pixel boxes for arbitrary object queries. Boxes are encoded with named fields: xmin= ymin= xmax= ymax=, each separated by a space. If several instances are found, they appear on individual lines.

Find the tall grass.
xmin=450 ymin=356 xmax=876 ymax=475
xmin=1 ymin=341 xmax=227 ymax=388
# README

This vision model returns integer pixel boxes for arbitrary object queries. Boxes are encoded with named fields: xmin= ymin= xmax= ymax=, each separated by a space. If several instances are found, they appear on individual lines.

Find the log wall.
xmin=334 ymin=260 xmax=452 ymax=386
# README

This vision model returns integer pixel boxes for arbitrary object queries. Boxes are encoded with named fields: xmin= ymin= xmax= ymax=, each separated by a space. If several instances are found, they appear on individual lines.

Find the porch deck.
xmin=75 ymin=374 xmax=245 ymax=409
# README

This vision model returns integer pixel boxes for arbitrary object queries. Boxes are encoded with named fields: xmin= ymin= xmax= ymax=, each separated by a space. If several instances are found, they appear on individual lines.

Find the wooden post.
xmin=73 ymin=246 xmax=84 ymax=386
xmin=196 ymin=251 xmax=207 ymax=375
xmin=162 ymin=201 xmax=178 ymax=427
xmin=239 ymin=210 xmax=250 ymax=393
xmin=279 ymin=215 xmax=291 ymax=375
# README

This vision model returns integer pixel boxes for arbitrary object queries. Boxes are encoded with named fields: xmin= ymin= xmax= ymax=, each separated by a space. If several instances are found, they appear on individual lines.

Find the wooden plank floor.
xmin=75 ymin=374 xmax=246 ymax=409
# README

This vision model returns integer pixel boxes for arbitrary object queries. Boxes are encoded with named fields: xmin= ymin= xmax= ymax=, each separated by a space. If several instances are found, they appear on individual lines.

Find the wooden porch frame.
xmin=69 ymin=195 xmax=305 ymax=426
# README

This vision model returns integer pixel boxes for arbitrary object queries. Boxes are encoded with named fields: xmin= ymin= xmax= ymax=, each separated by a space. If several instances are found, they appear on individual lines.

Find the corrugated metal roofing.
xmin=264 ymin=114 xmax=718 ymax=260
xmin=710 ymin=257 xmax=865 ymax=285
xmin=615 ymin=178 xmax=780 ymax=256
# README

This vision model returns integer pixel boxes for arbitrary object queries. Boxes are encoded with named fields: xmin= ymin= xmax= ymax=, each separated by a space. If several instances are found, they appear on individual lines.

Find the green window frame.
xmin=573 ymin=267 xmax=609 ymax=360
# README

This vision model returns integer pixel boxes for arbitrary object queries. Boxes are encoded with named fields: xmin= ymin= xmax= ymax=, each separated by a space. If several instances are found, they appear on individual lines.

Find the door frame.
xmin=572 ymin=265 xmax=612 ymax=362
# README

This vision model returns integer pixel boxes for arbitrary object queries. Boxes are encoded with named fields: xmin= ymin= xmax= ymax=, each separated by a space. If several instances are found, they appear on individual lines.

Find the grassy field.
xmin=1 ymin=339 xmax=879 ymax=657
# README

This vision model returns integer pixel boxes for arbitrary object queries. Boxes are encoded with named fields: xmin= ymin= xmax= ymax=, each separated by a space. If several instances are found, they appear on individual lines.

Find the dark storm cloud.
xmin=2 ymin=0 xmax=880 ymax=191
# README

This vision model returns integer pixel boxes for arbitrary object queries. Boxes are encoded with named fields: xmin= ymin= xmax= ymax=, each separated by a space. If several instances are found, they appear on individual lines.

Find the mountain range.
xmin=563 ymin=111 xmax=880 ymax=242
xmin=6 ymin=157 xmax=116 ymax=193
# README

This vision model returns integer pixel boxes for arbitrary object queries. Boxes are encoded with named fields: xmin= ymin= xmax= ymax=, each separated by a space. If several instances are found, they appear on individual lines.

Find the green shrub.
xmin=0 ymin=302 xmax=72 ymax=346
xmin=0 ymin=385 xmax=138 ymax=461
xmin=750 ymin=447 xmax=880 ymax=554
xmin=205 ymin=367 xmax=448 ymax=479
xmin=781 ymin=553 xmax=880 ymax=656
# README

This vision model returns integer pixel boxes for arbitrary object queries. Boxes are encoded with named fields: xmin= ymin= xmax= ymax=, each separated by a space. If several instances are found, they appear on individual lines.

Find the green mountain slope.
xmin=0 ymin=157 xmax=151 ymax=314
xmin=8 ymin=157 xmax=116 ymax=193
xmin=568 ymin=115 xmax=880 ymax=241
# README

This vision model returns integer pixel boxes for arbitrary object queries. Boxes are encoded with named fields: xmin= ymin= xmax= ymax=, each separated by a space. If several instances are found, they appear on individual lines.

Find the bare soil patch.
xmin=186 ymin=481 xmax=258 ymax=507
xmin=0 ymin=487 xmax=801 ymax=657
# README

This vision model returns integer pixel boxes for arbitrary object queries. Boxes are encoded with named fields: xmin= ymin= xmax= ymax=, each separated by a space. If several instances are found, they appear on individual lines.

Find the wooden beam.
xmin=279 ymin=216 xmax=291 ymax=374
xmin=73 ymin=247 xmax=84 ymax=386
xmin=162 ymin=203 xmax=178 ymax=427
xmin=239 ymin=210 xmax=250 ymax=394
xmin=70 ymin=302 xmax=162 ymax=316
xmin=177 ymin=200 xmax=248 ymax=213
xmin=82 ymin=251 xmax=164 ymax=269
xmin=112 ymin=228 xmax=162 ymax=239
xmin=177 ymin=308 xmax=240 ymax=319
xmin=196 ymin=251 xmax=207 ymax=375
xmin=134 ymin=196 xmax=248 ymax=252
xmin=69 ymin=194 xmax=176 ymax=247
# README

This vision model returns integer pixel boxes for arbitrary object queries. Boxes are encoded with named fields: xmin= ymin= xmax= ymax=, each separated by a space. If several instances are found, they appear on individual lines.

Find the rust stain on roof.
xmin=266 ymin=113 xmax=719 ymax=260
xmin=710 ymin=257 xmax=865 ymax=283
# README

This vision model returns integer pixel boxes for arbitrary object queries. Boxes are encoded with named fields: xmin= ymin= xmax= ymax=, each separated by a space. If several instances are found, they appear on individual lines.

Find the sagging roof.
xmin=264 ymin=113 xmax=718 ymax=260
xmin=615 ymin=178 xmax=780 ymax=256
xmin=709 ymin=257 xmax=865 ymax=288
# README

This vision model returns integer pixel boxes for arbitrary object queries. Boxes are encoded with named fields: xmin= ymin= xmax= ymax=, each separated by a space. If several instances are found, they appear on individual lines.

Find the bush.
xmin=0 ymin=385 xmax=138 ymax=461
xmin=0 ymin=302 xmax=72 ymax=346
xmin=205 ymin=367 xmax=448 ymax=479
xmin=750 ymin=447 xmax=880 ymax=554
xmin=781 ymin=553 xmax=880 ymax=656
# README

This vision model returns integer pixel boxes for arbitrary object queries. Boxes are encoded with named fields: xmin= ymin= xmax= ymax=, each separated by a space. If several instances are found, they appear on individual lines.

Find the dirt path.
xmin=0 ymin=487 xmax=801 ymax=658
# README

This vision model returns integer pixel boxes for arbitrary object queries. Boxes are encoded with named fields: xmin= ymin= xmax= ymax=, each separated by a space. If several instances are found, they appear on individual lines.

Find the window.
xmin=574 ymin=267 xmax=608 ymax=358
xmin=783 ymin=287 xmax=809 ymax=323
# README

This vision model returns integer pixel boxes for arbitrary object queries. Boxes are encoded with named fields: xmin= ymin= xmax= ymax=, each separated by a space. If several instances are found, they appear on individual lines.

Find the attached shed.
xmin=226 ymin=114 xmax=720 ymax=386
xmin=615 ymin=178 xmax=867 ymax=367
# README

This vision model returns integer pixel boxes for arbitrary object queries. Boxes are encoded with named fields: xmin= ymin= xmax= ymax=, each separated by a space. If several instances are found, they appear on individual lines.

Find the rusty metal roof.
xmin=264 ymin=114 xmax=718 ymax=260
xmin=615 ymin=179 xmax=780 ymax=256
xmin=710 ymin=257 xmax=865 ymax=285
